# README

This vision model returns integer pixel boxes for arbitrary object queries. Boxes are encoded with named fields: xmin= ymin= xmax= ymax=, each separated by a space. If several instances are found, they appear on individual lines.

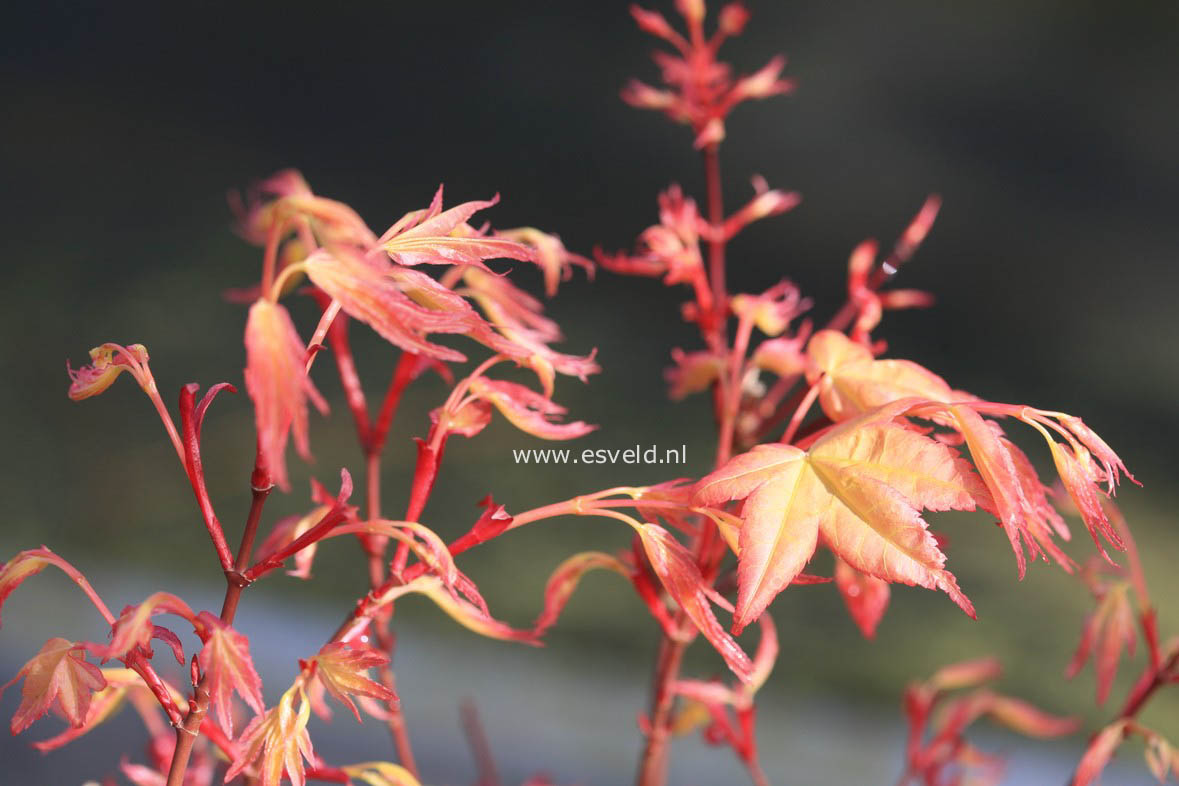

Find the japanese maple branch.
xmin=638 ymin=138 xmax=732 ymax=786
xmin=315 ymin=303 xmax=420 ymax=775
xmin=165 ymin=448 xmax=273 ymax=786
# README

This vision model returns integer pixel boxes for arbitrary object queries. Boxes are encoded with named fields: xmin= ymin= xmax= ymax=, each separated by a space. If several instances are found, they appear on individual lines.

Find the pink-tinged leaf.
xmin=1073 ymin=720 xmax=1129 ymax=786
xmin=1066 ymin=583 xmax=1137 ymax=705
xmin=665 ymin=348 xmax=726 ymax=400
xmin=751 ymin=329 xmax=810 ymax=379
xmin=370 ymin=576 xmax=538 ymax=645
xmin=225 ymin=684 xmax=315 ymax=786
xmin=1047 ymin=438 xmax=1121 ymax=560
xmin=927 ymin=658 xmax=1003 ymax=693
xmin=66 ymin=343 xmax=151 ymax=401
xmin=430 ymin=398 xmax=493 ymax=440
xmin=533 ymin=551 xmax=630 ymax=637
xmin=257 ymin=505 xmax=331 ymax=580
xmin=246 ymin=469 xmax=355 ymax=582
xmin=459 ymin=266 xmax=562 ymax=343
xmin=496 ymin=227 xmax=594 ymax=297
xmin=31 ymin=667 xmax=144 ymax=752
xmin=695 ymin=402 xmax=980 ymax=631
xmin=947 ymin=405 xmax=1033 ymax=578
xmin=1143 ymin=732 xmax=1177 ymax=783
xmin=468 ymin=378 xmax=595 ymax=440
xmin=723 ymin=179 xmax=800 ymax=240
xmin=377 ymin=190 xmax=534 ymax=268
xmin=636 ymin=524 xmax=753 ymax=681
xmin=151 ymin=626 xmax=185 ymax=665
xmin=244 ymin=298 xmax=328 ymax=492
xmin=834 ymin=556 xmax=891 ymax=639
xmin=727 ymin=55 xmax=795 ymax=106
xmin=303 ymin=250 xmax=477 ymax=362
xmin=986 ymin=695 xmax=1079 ymax=738
xmin=3 ymin=638 xmax=107 ymax=734
xmin=106 ymin=593 xmax=197 ymax=661
xmin=729 ymin=281 xmax=807 ymax=338
xmin=806 ymin=330 xmax=956 ymax=422
xmin=305 ymin=642 xmax=395 ymax=723
xmin=195 ymin=612 xmax=264 ymax=738
xmin=0 ymin=547 xmax=112 ymax=629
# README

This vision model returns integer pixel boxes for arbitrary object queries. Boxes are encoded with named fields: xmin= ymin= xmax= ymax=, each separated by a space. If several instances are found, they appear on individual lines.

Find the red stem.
xmin=370 ymin=352 xmax=419 ymax=455
xmin=703 ymin=143 xmax=727 ymax=337
xmin=178 ymin=385 xmax=235 ymax=572
xmin=165 ymin=453 xmax=273 ymax=786
xmin=637 ymin=141 xmax=731 ymax=786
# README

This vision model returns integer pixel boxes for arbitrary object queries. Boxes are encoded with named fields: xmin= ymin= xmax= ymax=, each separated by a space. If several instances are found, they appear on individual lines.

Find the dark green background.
xmin=1 ymin=1 xmax=1176 ymax=783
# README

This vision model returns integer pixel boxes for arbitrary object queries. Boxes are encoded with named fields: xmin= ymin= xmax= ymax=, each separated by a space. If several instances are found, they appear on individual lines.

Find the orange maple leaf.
xmin=2 ymin=638 xmax=107 ymax=735
xmin=305 ymin=642 xmax=395 ymax=723
xmin=225 ymin=683 xmax=315 ymax=786
xmin=695 ymin=400 xmax=985 ymax=632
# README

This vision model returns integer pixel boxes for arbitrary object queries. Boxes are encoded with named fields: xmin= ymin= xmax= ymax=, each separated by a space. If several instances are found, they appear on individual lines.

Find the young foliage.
xmin=1 ymin=1 xmax=1168 ymax=785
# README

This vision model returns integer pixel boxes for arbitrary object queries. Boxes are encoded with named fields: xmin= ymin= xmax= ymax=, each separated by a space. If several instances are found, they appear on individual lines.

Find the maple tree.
xmin=2 ymin=1 xmax=1175 ymax=785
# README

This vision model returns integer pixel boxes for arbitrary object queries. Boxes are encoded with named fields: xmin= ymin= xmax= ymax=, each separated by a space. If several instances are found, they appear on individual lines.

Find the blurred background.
xmin=2 ymin=0 xmax=1177 ymax=783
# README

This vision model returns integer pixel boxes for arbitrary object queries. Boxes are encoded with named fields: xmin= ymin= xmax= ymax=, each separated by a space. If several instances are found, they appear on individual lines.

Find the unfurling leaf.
xmin=666 ymin=348 xmax=726 ymax=400
xmin=496 ymin=226 xmax=594 ymax=297
xmin=376 ymin=187 xmax=533 ymax=268
xmin=533 ymin=551 xmax=630 ymax=636
xmin=225 ymin=683 xmax=315 ymax=786
xmin=0 ymin=547 xmax=109 ymax=629
xmin=303 ymin=248 xmax=480 ymax=362
xmin=256 ymin=504 xmax=332 ymax=580
xmin=3 ymin=638 xmax=107 ymax=734
xmin=369 ymin=576 xmax=537 ymax=645
xmin=1066 ymin=582 xmax=1137 ymax=705
xmin=244 ymin=298 xmax=328 ymax=491
xmin=1073 ymin=720 xmax=1129 ymax=786
xmin=834 ymin=556 xmax=890 ymax=640
xmin=106 ymin=593 xmax=196 ymax=662
xmin=695 ymin=401 xmax=982 ymax=632
xmin=305 ymin=642 xmax=395 ymax=723
xmin=467 ymin=378 xmax=595 ymax=440
xmin=195 ymin=612 xmax=264 ymax=737
xmin=66 ymin=343 xmax=151 ymax=401
xmin=636 ymin=524 xmax=753 ymax=681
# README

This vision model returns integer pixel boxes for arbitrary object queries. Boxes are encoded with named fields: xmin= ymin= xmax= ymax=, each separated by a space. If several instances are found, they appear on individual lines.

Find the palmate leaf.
xmin=195 ymin=612 xmax=264 ymax=737
xmin=244 ymin=298 xmax=328 ymax=491
xmin=696 ymin=400 xmax=985 ymax=632
xmin=1066 ymin=582 xmax=1137 ymax=705
xmin=804 ymin=329 xmax=1133 ymax=577
xmin=2 ymin=638 xmax=107 ymax=734
xmin=225 ymin=683 xmax=314 ymax=786
xmin=305 ymin=642 xmax=395 ymax=723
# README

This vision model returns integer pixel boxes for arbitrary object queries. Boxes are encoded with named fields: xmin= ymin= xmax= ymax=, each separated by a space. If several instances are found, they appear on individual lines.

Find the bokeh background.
xmin=2 ymin=0 xmax=1177 ymax=783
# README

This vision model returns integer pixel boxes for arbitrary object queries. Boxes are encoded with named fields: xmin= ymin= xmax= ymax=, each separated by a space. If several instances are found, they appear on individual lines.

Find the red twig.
xmin=178 ymin=384 xmax=235 ymax=572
